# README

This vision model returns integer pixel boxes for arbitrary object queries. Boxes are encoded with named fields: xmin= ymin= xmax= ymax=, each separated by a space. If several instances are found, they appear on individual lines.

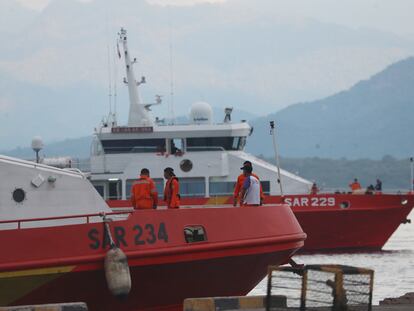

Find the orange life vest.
xmin=164 ymin=177 xmax=180 ymax=209
xmin=350 ymin=182 xmax=362 ymax=191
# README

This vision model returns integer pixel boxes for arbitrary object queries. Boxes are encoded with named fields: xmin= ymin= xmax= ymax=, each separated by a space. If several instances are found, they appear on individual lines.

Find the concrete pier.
xmin=184 ymin=294 xmax=414 ymax=311
xmin=0 ymin=302 xmax=88 ymax=311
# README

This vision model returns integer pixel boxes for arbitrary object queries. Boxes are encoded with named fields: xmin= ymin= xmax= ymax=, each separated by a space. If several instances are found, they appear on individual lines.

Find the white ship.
xmin=89 ymin=28 xmax=311 ymax=201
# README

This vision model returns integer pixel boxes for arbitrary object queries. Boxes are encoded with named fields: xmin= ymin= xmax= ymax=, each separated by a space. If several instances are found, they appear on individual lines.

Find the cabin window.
xmin=126 ymin=178 xmax=164 ymax=199
xmin=101 ymin=139 xmax=166 ymax=154
xmin=209 ymin=180 xmax=270 ymax=196
xmin=170 ymin=138 xmax=184 ymax=155
xmin=239 ymin=137 xmax=247 ymax=150
xmin=179 ymin=178 xmax=205 ymax=197
xmin=209 ymin=181 xmax=235 ymax=196
xmin=186 ymin=137 xmax=244 ymax=151
xmin=91 ymin=181 xmax=108 ymax=199
xmin=94 ymin=185 xmax=104 ymax=197
xmin=232 ymin=137 xmax=240 ymax=150
xmin=108 ymin=179 xmax=122 ymax=200
xmin=184 ymin=226 xmax=207 ymax=243
xmin=261 ymin=181 xmax=270 ymax=195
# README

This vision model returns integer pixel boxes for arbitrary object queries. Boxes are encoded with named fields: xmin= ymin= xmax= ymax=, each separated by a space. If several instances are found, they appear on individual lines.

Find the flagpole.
xmin=270 ymin=121 xmax=284 ymax=197
xmin=410 ymin=157 xmax=413 ymax=193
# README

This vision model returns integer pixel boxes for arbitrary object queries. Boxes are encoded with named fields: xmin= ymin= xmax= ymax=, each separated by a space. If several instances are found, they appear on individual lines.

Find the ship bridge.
xmin=88 ymin=28 xmax=311 ymax=201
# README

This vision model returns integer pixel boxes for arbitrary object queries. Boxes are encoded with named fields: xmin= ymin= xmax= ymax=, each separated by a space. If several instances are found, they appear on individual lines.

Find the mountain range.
xmin=3 ymin=56 xmax=414 ymax=159
xmin=247 ymin=57 xmax=414 ymax=159
xmin=1 ymin=0 xmax=414 ymax=150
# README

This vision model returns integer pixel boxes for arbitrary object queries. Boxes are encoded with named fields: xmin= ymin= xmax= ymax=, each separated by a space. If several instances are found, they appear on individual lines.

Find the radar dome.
xmin=189 ymin=101 xmax=213 ymax=125
xmin=31 ymin=136 xmax=44 ymax=152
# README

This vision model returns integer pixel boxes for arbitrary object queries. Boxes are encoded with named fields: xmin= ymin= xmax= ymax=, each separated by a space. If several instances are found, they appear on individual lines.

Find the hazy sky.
xmin=15 ymin=0 xmax=226 ymax=10
xmin=15 ymin=0 xmax=414 ymax=35
xmin=2 ymin=0 xmax=414 ymax=148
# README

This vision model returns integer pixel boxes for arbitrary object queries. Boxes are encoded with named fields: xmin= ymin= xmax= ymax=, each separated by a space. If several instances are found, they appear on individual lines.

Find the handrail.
xmin=186 ymin=146 xmax=226 ymax=151
xmin=0 ymin=155 xmax=84 ymax=177
xmin=315 ymin=188 xmax=413 ymax=195
xmin=0 ymin=210 xmax=132 ymax=229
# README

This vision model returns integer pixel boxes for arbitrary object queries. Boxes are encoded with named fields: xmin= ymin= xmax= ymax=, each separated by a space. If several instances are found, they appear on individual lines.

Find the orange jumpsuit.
xmin=233 ymin=173 xmax=264 ymax=206
xmin=349 ymin=181 xmax=362 ymax=191
xmin=164 ymin=177 xmax=180 ymax=209
xmin=130 ymin=175 xmax=158 ymax=209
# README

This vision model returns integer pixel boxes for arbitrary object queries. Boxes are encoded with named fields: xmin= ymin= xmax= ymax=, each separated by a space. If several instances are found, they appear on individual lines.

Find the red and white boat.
xmin=108 ymin=193 xmax=413 ymax=253
xmin=76 ymin=28 xmax=413 ymax=253
xmin=0 ymin=155 xmax=305 ymax=311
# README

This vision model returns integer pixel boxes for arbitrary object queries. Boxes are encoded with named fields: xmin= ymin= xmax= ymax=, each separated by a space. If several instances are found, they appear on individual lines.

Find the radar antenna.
xmin=270 ymin=121 xmax=284 ymax=196
xmin=144 ymin=95 xmax=163 ymax=111
xmin=168 ymin=6 xmax=176 ymax=125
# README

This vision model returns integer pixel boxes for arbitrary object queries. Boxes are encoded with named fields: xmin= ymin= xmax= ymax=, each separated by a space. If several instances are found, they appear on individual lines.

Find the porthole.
xmin=12 ymin=188 xmax=26 ymax=203
xmin=340 ymin=201 xmax=350 ymax=209
xmin=180 ymin=159 xmax=193 ymax=172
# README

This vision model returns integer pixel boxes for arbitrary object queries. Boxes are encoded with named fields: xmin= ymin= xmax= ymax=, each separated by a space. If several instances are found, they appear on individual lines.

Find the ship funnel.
xmin=190 ymin=102 xmax=213 ymax=125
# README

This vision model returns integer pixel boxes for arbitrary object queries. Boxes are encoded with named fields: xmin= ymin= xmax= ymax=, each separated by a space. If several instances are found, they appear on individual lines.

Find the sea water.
xmin=250 ymin=210 xmax=414 ymax=304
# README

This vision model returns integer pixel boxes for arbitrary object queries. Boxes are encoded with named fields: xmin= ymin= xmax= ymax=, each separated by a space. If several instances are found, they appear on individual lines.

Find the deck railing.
xmin=0 ymin=210 xmax=132 ymax=230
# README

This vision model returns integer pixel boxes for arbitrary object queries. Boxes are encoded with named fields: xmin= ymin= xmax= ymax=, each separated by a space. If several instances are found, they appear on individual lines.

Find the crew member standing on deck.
xmin=233 ymin=161 xmax=264 ymax=206
xmin=240 ymin=165 xmax=261 ymax=206
xmin=349 ymin=178 xmax=362 ymax=193
xmin=130 ymin=168 xmax=158 ymax=210
xmin=163 ymin=167 xmax=180 ymax=209
xmin=310 ymin=182 xmax=319 ymax=195
xmin=375 ymin=179 xmax=382 ymax=194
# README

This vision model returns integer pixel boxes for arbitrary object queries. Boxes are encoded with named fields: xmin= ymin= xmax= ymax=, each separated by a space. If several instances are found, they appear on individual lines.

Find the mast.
xmin=118 ymin=28 xmax=153 ymax=127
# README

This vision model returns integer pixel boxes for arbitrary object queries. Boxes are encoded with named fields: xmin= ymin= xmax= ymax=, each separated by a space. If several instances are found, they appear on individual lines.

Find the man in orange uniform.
xmin=163 ymin=167 xmax=180 ymax=209
xmin=349 ymin=178 xmax=362 ymax=193
xmin=233 ymin=161 xmax=264 ymax=206
xmin=130 ymin=168 xmax=158 ymax=209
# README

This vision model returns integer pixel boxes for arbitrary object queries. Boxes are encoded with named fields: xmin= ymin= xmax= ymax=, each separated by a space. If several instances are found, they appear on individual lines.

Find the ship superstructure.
xmin=90 ymin=28 xmax=311 ymax=200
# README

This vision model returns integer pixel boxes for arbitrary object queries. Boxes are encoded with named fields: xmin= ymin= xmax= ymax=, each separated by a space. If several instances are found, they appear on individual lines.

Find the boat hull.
xmin=0 ymin=205 xmax=305 ymax=311
xmin=3 ymin=249 xmax=295 ymax=311
xmin=108 ymin=193 xmax=414 ymax=252
xmin=287 ymin=194 xmax=414 ymax=252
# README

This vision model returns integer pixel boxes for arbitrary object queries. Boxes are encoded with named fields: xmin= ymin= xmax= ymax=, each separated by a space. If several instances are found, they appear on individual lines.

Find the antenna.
xmin=105 ymin=4 xmax=112 ymax=118
xmin=107 ymin=42 xmax=113 ymax=117
xmin=168 ymin=6 xmax=176 ymax=125
xmin=113 ymin=41 xmax=118 ymax=125
xmin=270 ymin=121 xmax=284 ymax=196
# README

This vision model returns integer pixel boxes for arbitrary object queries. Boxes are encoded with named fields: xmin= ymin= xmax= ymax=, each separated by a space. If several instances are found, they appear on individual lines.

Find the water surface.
xmin=251 ymin=210 xmax=414 ymax=303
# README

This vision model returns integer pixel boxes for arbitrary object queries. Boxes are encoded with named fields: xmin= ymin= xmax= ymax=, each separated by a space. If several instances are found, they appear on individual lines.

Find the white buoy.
xmin=104 ymin=246 xmax=132 ymax=299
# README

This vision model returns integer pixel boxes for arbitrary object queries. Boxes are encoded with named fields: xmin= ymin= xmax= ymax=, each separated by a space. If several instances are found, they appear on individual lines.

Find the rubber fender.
xmin=104 ymin=247 xmax=132 ymax=299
